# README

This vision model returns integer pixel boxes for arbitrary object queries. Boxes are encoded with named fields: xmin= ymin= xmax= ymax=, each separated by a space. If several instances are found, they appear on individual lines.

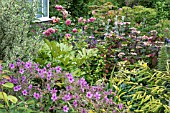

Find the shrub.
xmin=35 ymin=39 xmax=98 ymax=73
xmin=158 ymin=45 xmax=168 ymax=71
xmin=109 ymin=61 xmax=170 ymax=112
xmin=0 ymin=0 xmax=42 ymax=63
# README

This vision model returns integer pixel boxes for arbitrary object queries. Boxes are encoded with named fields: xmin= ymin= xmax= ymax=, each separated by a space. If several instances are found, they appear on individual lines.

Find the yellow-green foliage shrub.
xmin=110 ymin=61 xmax=170 ymax=112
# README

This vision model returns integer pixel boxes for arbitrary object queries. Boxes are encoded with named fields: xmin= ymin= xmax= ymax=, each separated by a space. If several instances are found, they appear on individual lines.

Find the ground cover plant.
xmin=0 ymin=0 xmax=170 ymax=113
xmin=0 ymin=61 xmax=126 ymax=113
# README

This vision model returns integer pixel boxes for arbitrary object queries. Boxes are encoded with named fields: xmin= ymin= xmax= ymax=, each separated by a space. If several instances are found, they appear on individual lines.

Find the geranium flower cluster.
xmin=0 ymin=60 xmax=126 ymax=113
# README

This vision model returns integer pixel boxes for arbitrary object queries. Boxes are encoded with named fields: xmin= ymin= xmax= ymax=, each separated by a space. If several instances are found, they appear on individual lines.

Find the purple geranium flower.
xmin=9 ymin=63 xmax=15 ymax=69
xmin=62 ymin=94 xmax=72 ymax=101
xmin=50 ymin=88 xmax=57 ymax=94
xmin=28 ymin=84 xmax=32 ymax=89
xmin=68 ymin=77 xmax=74 ymax=83
xmin=19 ymin=68 xmax=24 ymax=74
xmin=66 ymin=73 xmax=72 ymax=78
xmin=81 ymin=109 xmax=87 ymax=113
xmin=51 ymin=93 xmax=57 ymax=101
xmin=118 ymin=103 xmax=123 ymax=110
xmin=22 ymin=89 xmax=27 ymax=96
xmin=24 ymin=61 xmax=32 ymax=69
xmin=47 ymin=63 xmax=51 ymax=68
xmin=21 ymin=76 xmax=26 ymax=82
xmin=33 ymin=92 xmax=40 ymax=100
xmin=63 ymin=105 xmax=69 ymax=112
xmin=55 ymin=66 xmax=61 ymax=73
xmin=86 ymin=92 xmax=93 ymax=99
xmin=66 ymin=85 xmax=71 ymax=91
xmin=47 ymin=84 xmax=51 ymax=91
xmin=13 ymin=85 xmax=21 ymax=91
xmin=73 ymin=100 xmax=78 ymax=107
xmin=94 ymin=92 xmax=101 ymax=100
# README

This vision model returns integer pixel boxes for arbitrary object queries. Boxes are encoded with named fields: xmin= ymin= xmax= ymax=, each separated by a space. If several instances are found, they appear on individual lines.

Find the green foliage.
xmin=0 ymin=0 xmax=42 ymax=63
xmin=155 ymin=1 xmax=169 ymax=20
xmin=50 ymin=0 xmax=90 ymax=18
xmin=0 ymin=81 xmax=18 ymax=112
xmin=158 ymin=45 xmax=169 ymax=71
xmin=35 ymin=39 xmax=98 ymax=73
xmin=120 ymin=6 xmax=157 ymax=25
xmin=109 ymin=61 xmax=170 ymax=112
xmin=89 ymin=2 xmax=118 ymax=20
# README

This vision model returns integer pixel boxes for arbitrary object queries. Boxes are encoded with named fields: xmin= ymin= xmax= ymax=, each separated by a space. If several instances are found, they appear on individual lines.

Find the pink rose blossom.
xmin=87 ymin=19 xmax=91 ymax=22
xmin=43 ymin=28 xmax=55 ymax=36
xmin=89 ymin=17 xmax=96 ymax=22
xmin=43 ymin=30 xmax=51 ymax=37
xmin=47 ymin=28 xmax=55 ymax=34
xmin=65 ymin=19 xmax=71 ymax=26
xmin=62 ymin=10 xmax=68 ymax=19
xmin=72 ymin=28 xmax=77 ymax=33
xmin=65 ymin=34 xmax=71 ymax=39
xmin=51 ymin=17 xmax=60 ymax=23
xmin=55 ymin=5 xmax=63 ymax=11
xmin=78 ymin=17 xmax=83 ymax=23
xmin=84 ymin=26 xmax=88 ymax=30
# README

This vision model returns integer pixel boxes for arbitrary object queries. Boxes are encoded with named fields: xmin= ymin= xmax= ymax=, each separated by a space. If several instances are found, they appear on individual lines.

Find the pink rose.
xmin=47 ymin=28 xmax=55 ymax=34
xmin=78 ymin=17 xmax=83 ymax=23
xmin=65 ymin=19 xmax=71 ymax=26
xmin=62 ymin=10 xmax=68 ymax=19
xmin=65 ymin=34 xmax=71 ymax=39
xmin=92 ymin=11 xmax=96 ymax=15
xmin=55 ymin=5 xmax=63 ymax=11
xmin=52 ymin=17 xmax=60 ymax=24
xmin=84 ymin=26 xmax=88 ymax=30
xmin=72 ymin=28 xmax=77 ymax=33
xmin=89 ymin=17 xmax=96 ymax=22
xmin=43 ymin=31 xmax=51 ymax=37
xmin=87 ymin=19 xmax=91 ymax=22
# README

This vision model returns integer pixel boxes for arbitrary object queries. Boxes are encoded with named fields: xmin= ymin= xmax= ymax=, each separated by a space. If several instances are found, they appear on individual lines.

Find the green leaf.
xmin=2 ymin=82 xmax=14 ymax=88
xmin=7 ymin=95 xmax=18 ymax=103
xmin=0 ymin=92 xmax=8 ymax=106
xmin=0 ymin=103 xmax=4 ymax=108
xmin=27 ymin=100 xmax=35 ymax=105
